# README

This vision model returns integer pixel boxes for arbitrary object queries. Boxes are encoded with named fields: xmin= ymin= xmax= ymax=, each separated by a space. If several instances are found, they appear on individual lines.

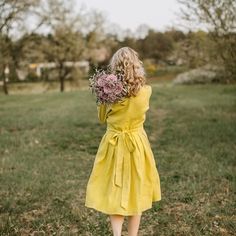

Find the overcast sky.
xmin=75 ymin=0 xmax=181 ymax=31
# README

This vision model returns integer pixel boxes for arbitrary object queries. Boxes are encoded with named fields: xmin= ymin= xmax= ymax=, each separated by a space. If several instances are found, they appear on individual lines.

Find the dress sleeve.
xmin=146 ymin=85 xmax=152 ymax=110
xmin=148 ymin=85 xmax=152 ymax=98
xmin=97 ymin=104 xmax=107 ymax=124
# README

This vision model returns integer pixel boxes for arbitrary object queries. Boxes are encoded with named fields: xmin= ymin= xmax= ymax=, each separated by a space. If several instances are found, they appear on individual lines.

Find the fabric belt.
xmin=106 ymin=126 xmax=144 ymax=209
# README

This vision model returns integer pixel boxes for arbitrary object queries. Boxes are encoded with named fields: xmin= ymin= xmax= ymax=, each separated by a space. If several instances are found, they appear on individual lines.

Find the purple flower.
xmin=97 ymin=75 xmax=107 ymax=86
xmin=114 ymin=83 xmax=123 ymax=95
xmin=106 ymin=74 xmax=117 ymax=82
xmin=89 ymin=69 xmax=128 ymax=104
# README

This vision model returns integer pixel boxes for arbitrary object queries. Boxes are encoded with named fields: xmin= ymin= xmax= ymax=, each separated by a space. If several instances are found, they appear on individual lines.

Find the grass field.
xmin=0 ymin=83 xmax=235 ymax=235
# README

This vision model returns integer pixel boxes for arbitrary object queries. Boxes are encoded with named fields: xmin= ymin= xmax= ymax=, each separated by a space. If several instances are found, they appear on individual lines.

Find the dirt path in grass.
xmin=148 ymin=108 xmax=168 ymax=144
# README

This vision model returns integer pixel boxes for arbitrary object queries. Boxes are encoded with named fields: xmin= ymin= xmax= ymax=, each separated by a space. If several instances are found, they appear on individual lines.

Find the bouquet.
xmin=89 ymin=69 xmax=128 ymax=105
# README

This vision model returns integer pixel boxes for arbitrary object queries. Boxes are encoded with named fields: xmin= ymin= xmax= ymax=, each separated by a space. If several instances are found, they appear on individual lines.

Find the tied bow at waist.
xmin=106 ymin=127 xmax=143 ymax=209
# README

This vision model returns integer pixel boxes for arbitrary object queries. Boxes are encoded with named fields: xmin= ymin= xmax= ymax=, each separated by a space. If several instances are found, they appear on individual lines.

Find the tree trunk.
xmin=59 ymin=63 xmax=64 ymax=92
xmin=3 ymin=77 xmax=8 ymax=95
xmin=60 ymin=75 xmax=64 ymax=92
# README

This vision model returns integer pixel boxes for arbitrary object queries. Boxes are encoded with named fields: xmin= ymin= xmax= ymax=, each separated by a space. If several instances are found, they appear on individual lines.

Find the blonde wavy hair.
xmin=108 ymin=47 xmax=146 ymax=97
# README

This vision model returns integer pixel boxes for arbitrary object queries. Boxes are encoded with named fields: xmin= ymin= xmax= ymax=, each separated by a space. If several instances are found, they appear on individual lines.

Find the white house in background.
xmin=28 ymin=60 xmax=90 ymax=77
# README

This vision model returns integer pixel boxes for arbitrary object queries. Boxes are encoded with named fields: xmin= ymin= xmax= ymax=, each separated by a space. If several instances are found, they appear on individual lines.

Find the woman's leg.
xmin=109 ymin=214 xmax=125 ymax=236
xmin=127 ymin=214 xmax=142 ymax=236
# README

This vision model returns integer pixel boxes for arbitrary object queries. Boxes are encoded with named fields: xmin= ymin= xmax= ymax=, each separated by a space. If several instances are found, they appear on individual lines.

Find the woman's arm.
xmin=97 ymin=104 xmax=107 ymax=124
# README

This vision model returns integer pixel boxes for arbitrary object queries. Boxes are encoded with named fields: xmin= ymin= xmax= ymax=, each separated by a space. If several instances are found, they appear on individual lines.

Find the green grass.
xmin=0 ymin=83 xmax=235 ymax=235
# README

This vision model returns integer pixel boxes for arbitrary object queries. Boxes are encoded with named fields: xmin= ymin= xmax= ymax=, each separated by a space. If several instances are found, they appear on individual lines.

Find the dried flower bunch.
xmin=89 ymin=69 xmax=129 ymax=105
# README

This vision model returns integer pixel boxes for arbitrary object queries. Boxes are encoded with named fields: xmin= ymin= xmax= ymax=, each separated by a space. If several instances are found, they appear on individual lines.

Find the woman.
xmin=85 ymin=47 xmax=161 ymax=236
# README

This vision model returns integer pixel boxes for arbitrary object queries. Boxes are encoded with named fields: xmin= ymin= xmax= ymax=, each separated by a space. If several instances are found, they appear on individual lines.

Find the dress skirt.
xmin=85 ymin=125 xmax=161 ymax=216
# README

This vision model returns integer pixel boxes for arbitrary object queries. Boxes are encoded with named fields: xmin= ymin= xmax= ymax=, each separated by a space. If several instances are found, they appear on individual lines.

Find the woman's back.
xmin=99 ymin=85 xmax=152 ymax=131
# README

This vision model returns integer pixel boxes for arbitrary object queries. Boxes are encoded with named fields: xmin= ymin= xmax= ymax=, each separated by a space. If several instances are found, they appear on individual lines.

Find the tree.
xmin=37 ymin=0 xmax=107 ymax=92
xmin=139 ymin=30 xmax=174 ymax=62
xmin=35 ymin=0 xmax=86 ymax=92
xmin=0 ymin=0 xmax=43 ymax=37
xmin=43 ymin=29 xmax=85 ymax=92
xmin=165 ymin=28 xmax=186 ymax=42
xmin=172 ymin=31 xmax=212 ymax=68
xmin=0 ymin=0 xmax=43 ymax=94
xmin=178 ymin=0 xmax=236 ymax=80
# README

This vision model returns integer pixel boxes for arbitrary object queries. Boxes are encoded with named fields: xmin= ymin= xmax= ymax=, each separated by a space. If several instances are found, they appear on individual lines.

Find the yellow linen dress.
xmin=85 ymin=85 xmax=161 ymax=216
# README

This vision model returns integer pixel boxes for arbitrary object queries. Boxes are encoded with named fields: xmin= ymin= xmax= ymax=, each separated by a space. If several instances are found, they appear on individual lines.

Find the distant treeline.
xmin=0 ymin=0 xmax=235 ymax=93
